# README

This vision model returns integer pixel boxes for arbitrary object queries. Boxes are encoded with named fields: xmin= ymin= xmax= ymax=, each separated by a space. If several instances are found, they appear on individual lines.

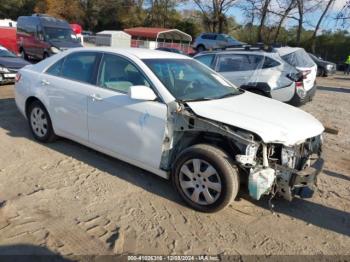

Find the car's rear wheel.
xmin=172 ymin=144 xmax=239 ymax=213
xmin=28 ymin=101 xmax=57 ymax=143
xmin=196 ymin=45 xmax=205 ymax=53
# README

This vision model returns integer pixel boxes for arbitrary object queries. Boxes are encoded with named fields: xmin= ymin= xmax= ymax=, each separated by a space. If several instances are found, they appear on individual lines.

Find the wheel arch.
xmin=241 ymin=82 xmax=272 ymax=97
xmin=25 ymin=96 xmax=45 ymax=118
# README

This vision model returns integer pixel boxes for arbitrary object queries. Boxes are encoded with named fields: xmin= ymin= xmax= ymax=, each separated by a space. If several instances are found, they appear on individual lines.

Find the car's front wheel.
xmin=28 ymin=101 xmax=57 ymax=143
xmin=173 ymin=144 xmax=239 ymax=212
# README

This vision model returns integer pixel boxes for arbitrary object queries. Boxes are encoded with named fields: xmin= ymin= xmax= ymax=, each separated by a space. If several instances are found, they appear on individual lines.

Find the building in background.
xmin=124 ymin=27 xmax=193 ymax=54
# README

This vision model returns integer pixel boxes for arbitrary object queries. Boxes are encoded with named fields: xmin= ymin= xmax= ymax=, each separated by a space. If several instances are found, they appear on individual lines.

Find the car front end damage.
xmin=241 ymin=136 xmax=323 ymax=202
xmin=164 ymin=103 xmax=324 ymax=204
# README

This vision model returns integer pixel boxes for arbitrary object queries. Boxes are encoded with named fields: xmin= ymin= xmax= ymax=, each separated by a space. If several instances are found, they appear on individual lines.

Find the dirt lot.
xmin=0 ymin=74 xmax=349 ymax=257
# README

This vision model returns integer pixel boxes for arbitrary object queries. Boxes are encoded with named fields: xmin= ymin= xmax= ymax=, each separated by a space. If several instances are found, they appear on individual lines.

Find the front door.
xmin=87 ymin=53 xmax=167 ymax=170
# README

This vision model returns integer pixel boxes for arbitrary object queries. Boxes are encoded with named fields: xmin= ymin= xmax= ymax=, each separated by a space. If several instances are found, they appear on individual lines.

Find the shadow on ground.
xmin=1 ymin=97 xmax=349 ymax=237
xmin=323 ymin=169 xmax=350 ymax=182
xmin=0 ymin=244 xmax=71 ymax=261
xmin=318 ymin=86 xmax=350 ymax=94
xmin=0 ymin=97 xmax=184 ymax=208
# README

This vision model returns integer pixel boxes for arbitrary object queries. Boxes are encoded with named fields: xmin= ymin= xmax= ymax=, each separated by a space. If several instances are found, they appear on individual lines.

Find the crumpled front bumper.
xmin=275 ymin=157 xmax=324 ymax=201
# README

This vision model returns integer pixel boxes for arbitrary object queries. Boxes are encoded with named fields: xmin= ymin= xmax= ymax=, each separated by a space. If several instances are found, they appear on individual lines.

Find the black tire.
xmin=20 ymin=49 xmax=28 ymax=61
xmin=43 ymin=52 xmax=49 ymax=59
xmin=172 ymin=144 xmax=239 ymax=213
xmin=27 ymin=100 xmax=57 ymax=143
xmin=196 ymin=45 xmax=205 ymax=53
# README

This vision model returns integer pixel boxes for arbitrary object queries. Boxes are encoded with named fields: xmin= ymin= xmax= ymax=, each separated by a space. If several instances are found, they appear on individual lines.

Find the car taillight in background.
xmin=295 ymin=81 xmax=306 ymax=98
xmin=15 ymin=72 xmax=21 ymax=83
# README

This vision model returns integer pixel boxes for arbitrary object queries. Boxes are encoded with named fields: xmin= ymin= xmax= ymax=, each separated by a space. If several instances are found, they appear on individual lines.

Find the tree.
xmin=193 ymin=0 xmax=237 ymax=33
xmin=257 ymin=0 xmax=272 ymax=42
xmin=0 ymin=0 xmax=37 ymax=19
xmin=273 ymin=0 xmax=297 ymax=43
xmin=310 ymin=0 xmax=335 ymax=53
xmin=144 ymin=0 xmax=184 ymax=28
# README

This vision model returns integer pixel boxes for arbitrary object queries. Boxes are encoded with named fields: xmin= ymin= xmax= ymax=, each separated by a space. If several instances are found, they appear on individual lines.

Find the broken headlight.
xmin=236 ymin=143 xmax=259 ymax=167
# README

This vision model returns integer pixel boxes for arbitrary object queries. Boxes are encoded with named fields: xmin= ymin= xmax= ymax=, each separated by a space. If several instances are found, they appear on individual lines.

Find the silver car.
xmin=194 ymin=49 xmax=307 ymax=106
xmin=193 ymin=33 xmax=243 ymax=52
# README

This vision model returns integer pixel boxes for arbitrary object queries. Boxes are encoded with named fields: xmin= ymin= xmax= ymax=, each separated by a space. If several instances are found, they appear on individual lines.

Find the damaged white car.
xmin=14 ymin=48 xmax=325 ymax=212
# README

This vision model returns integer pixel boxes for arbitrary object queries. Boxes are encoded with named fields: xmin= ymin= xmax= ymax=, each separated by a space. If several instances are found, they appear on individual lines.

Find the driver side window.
xmin=98 ymin=54 xmax=150 ymax=93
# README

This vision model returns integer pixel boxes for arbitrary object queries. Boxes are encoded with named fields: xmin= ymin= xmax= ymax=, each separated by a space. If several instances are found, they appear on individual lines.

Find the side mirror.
xmin=128 ymin=85 xmax=157 ymax=101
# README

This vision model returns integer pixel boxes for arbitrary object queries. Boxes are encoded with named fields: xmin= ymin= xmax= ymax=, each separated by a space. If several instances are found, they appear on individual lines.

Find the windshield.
xmin=282 ymin=49 xmax=315 ymax=68
xmin=143 ymin=59 xmax=241 ymax=101
xmin=0 ymin=49 xmax=17 ymax=58
xmin=44 ymin=27 xmax=78 ymax=42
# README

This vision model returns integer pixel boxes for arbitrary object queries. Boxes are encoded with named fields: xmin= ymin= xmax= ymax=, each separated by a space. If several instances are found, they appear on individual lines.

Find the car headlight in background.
xmin=0 ymin=66 xmax=10 ymax=73
xmin=326 ymin=64 xmax=333 ymax=70
xmin=50 ymin=46 xmax=61 ymax=54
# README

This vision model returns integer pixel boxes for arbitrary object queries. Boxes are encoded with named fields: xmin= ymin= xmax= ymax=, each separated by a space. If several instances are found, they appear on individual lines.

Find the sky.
xmin=178 ymin=0 xmax=349 ymax=32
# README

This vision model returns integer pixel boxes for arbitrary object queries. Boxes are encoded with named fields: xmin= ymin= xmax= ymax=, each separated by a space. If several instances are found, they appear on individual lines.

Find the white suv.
xmin=194 ymin=49 xmax=306 ymax=105
xmin=15 ymin=48 xmax=324 ymax=212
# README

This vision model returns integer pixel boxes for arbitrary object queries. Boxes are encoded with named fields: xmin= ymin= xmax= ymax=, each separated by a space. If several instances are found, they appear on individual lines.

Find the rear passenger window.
xmin=262 ymin=57 xmax=280 ymax=69
xmin=61 ymin=52 xmax=98 ymax=84
xmin=202 ymin=34 xmax=215 ymax=40
xmin=98 ymin=53 xmax=150 ymax=93
xmin=46 ymin=59 xmax=64 ymax=76
xmin=218 ymin=54 xmax=264 ymax=72
xmin=195 ymin=55 xmax=215 ymax=68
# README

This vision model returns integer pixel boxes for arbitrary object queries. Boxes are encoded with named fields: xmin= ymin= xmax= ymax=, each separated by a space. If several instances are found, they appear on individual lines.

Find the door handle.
xmin=41 ymin=79 xmax=50 ymax=86
xmin=89 ymin=94 xmax=103 ymax=101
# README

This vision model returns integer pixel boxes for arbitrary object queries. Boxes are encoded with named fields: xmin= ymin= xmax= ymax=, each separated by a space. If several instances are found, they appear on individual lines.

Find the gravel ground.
xmin=0 ymin=75 xmax=349 ymax=258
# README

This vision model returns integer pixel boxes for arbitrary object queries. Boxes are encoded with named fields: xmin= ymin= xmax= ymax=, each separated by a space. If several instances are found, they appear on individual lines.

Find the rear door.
xmin=216 ymin=54 xmax=260 ymax=87
xmin=42 ymin=51 xmax=100 ymax=143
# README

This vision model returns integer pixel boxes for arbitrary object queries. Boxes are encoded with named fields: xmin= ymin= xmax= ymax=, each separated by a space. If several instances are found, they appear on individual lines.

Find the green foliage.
xmin=0 ymin=0 xmax=37 ymax=19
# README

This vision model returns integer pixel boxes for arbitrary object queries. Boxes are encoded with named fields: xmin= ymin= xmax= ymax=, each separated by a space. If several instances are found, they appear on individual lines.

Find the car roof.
xmin=195 ymin=49 xmax=274 ymax=57
xmin=69 ymin=47 xmax=190 ymax=60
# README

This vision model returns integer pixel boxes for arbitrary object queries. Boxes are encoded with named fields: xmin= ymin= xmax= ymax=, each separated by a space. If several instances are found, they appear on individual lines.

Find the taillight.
xmin=302 ymin=70 xmax=311 ymax=79
xmin=296 ymin=81 xmax=303 ymax=89
xmin=15 ymin=73 xmax=21 ymax=83
xmin=295 ymin=81 xmax=306 ymax=98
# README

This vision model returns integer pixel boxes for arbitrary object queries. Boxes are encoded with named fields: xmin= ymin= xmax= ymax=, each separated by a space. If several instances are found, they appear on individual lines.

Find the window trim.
xmin=216 ymin=53 xmax=267 ymax=72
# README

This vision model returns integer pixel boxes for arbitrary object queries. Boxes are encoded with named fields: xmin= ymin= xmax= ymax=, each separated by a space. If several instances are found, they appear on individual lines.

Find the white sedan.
xmin=15 ymin=48 xmax=324 ymax=212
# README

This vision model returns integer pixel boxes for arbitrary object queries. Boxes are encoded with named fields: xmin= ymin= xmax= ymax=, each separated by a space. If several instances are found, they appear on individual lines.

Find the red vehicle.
xmin=0 ymin=26 xmax=18 ymax=54
xmin=70 ymin=23 xmax=84 ymax=45
xmin=17 ymin=14 xmax=82 ymax=60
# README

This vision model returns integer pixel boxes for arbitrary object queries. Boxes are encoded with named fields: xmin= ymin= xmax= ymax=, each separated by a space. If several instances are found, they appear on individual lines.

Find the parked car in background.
xmin=0 ymin=45 xmax=30 ymax=84
xmin=0 ymin=26 xmax=17 ymax=54
xmin=17 ymin=14 xmax=82 ymax=61
xmin=156 ymin=47 xmax=184 ymax=54
xmin=275 ymin=47 xmax=317 ymax=103
xmin=194 ymin=48 xmax=305 ymax=106
xmin=193 ymin=33 xmax=243 ymax=52
xmin=15 ymin=47 xmax=324 ymax=212
xmin=308 ymin=53 xmax=336 ymax=77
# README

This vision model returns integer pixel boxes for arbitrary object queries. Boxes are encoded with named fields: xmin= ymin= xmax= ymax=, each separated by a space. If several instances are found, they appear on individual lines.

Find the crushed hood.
xmin=187 ymin=92 xmax=324 ymax=146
